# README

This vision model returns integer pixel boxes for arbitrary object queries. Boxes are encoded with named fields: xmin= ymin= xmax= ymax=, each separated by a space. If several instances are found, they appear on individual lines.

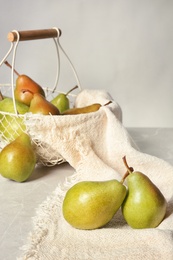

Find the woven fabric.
xmin=19 ymin=89 xmax=173 ymax=260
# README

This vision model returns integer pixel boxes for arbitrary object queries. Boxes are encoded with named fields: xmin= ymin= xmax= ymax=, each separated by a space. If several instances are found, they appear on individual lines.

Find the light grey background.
xmin=0 ymin=0 xmax=173 ymax=127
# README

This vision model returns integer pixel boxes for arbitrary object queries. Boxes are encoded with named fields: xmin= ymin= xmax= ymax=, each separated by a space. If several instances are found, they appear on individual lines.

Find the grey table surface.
xmin=0 ymin=128 xmax=173 ymax=260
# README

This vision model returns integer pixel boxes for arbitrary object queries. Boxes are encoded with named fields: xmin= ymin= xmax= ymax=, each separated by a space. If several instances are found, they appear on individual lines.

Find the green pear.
xmin=121 ymin=156 xmax=167 ymax=229
xmin=29 ymin=92 xmax=60 ymax=115
xmin=62 ymin=179 xmax=127 ymax=230
xmin=0 ymin=133 xmax=36 ymax=182
xmin=51 ymin=85 xmax=78 ymax=113
xmin=0 ymin=96 xmax=29 ymax=141
xmin=0 ymin=96 xmax=29 ymax=114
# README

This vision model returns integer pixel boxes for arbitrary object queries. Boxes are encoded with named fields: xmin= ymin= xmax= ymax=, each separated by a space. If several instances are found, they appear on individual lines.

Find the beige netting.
xmin=0 ymin=27 xmax=83 ymax=166
xmin=0 ymin=84 xmax=78 ymax=166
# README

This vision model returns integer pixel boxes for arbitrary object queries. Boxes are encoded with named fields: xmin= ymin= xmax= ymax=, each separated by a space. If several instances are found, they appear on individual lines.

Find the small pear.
xmin=0 ymin=95 xmax=29 ymax=141
xmin=0 ymin=133 xmax=36 ymax=182
xmin=29 ymin=92 xmax=60 ymax=115
xmin=62 ymin=101 xmax=112 ymax=115
xmin=51 ymin=85 xmax=78 ymax=113
xmin=4 ymin=61 xmax=45 ymax=106
xmin=121 ymin=156 xmax=167 ymax=229
xmin=62 ymin=179 xmax=127 ymax=230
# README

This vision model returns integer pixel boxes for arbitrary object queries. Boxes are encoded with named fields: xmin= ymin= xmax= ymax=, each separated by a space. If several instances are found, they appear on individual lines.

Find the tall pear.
xmin=121 ymin=156 xmax=167 ymax=229
xmin=29 ymin=92 xmax=60 ymax=115
xmin=15 ymin=75 xmax=45 ymax=106
xmin=0 ymin=133 xmax=36 ymax=182
xmin=51 ymin=85 xmax=78 ymax=113
xmin=62 ymin=179 xmax=127 ymax=230
xmin=4 ymin=61 xmax=45 ymax=106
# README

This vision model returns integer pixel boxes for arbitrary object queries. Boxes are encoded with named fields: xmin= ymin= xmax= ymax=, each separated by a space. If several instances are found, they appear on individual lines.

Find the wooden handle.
xmin=7 ymin=28 xmax=62 ymax=42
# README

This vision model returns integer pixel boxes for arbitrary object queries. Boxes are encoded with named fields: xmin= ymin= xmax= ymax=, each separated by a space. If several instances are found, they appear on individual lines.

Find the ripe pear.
xmin=121 ymin=156 xmax=167 ymax=229
xmin=0 ymin=96 xmax=29 ymax=141
xmin=29 ymin=92 xmax=60 ymax=115
xmin=51 ymin=85 xmax=78 ymax=113
xmin=15 ymin=75 xmax=45 ymax=106
xmin=62 ymin=179 xmax=127 ymax=230
xmin=62 ymin=101 xmax=112 ymax=115
xmin=0 ymin=133 xmax=36 ymax=182
xmin=4 ymin=61 xmax=45 ymax=106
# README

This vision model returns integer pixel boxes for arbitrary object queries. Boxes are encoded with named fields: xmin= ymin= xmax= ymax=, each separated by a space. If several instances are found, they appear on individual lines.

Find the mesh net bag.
xmin=0 ymin=28 xmax=82 ymax=166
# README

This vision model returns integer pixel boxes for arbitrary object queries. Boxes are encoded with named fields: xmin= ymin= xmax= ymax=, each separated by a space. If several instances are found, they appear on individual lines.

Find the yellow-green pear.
xmin=62 ymin=179 xmax=127 ymax=230
xmin=121 ymin=156 xmax=167 ymax=229
xmin=62 ymin=101 xmax=112 ymax=115
xmin=0 ymin=133 xmax=36 ymax=182
xmin=51 ymin=85 xmax=78 ymax=113
xmin=0 ymin=96 xmax=29 ymax=115
xmin=0 ymin=97 xmax=29 ymax=141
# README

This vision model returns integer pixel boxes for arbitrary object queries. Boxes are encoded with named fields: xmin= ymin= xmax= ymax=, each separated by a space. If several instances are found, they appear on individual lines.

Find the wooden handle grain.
xmin=7 ymin=28 xmax=62 ymax=42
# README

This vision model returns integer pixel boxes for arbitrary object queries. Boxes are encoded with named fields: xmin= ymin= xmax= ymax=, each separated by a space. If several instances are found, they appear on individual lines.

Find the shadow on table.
xmin=27 ymin=162 xmax=73 ymax=182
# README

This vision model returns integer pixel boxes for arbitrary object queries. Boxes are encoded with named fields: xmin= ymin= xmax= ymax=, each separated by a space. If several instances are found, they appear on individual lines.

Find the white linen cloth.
xmin=19 ymin=89 xmax=173 ymax=260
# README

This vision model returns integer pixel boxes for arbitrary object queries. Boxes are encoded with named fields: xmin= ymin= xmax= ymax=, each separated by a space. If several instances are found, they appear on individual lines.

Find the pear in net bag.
xmin=24 ymin=89 xmax=124 ymax=169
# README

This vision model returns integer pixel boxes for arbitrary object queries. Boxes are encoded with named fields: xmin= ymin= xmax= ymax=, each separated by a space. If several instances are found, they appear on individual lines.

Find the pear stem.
xmin=0 ymin=91 xmax=4 ymax=101
xmin=120 ymin=156 xmax=134 ymax=183
xmin=120 ymin=170 xmax=129 ymax=184
xmin=120 ymin=167 xmax=134 ymax=183
xmin=122 ymin=156 xmax=134 ymax=174
xmin=21 ymin=89 xmax=35 ymax=101
xmin=22 ymin=89 xmax=33 ymax=94
xmin=103 ymin=100 xmax=112 ymax=106
xmin=65 ymin=85 xmax=78 ymax=96
xmin=4 ymin=60 xmax=20 ymax=76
